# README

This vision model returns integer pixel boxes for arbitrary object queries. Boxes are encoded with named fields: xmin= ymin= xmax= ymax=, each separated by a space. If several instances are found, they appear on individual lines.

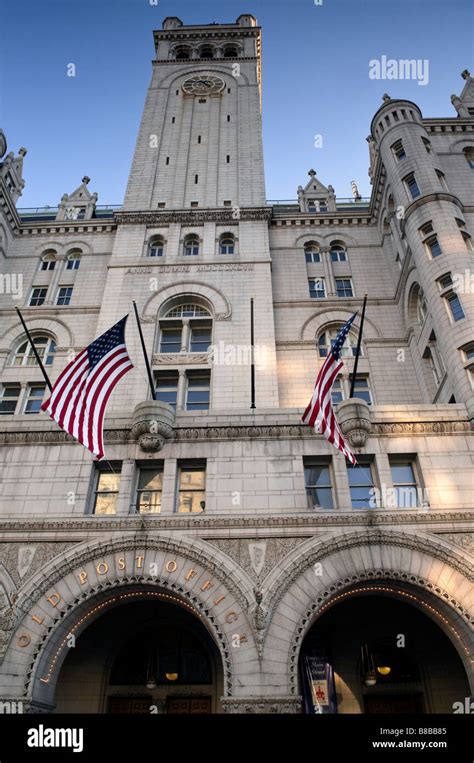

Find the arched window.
xmin=219 ymin=233 xmax=235 ymax=254
xmin=12 ymin=335 xmax=56 ymax=366
xmin=159 ymin=303 xmax=212 ymax=354
xmin=417 ymin=288 xmax=428 ymax=325
xmin=199 ymin=45 xmax=214 ymax=59
xmin=463 ymin=146 xmax=474 ymax=169
xmin=148 ymin=237 xmax=165 ymax=257
xmin=304 ymin=241 xmax=320 ymax=263
xmin=183 ymin=235 xmax=200 ymax=256
xmin=330 ymin=242 xmax=347 ymax=262
xmin=223 ymin=46 xmax=238 ymax=58
xmin=318 ymin=326 xmax=361 ymax=358
xmin=39 ymin=250 xmax=58 ymax=271
xmin=175 ymin=46 xmax=191 ymax=60
xmin=66 ymin=248 xmax=82 ymax=270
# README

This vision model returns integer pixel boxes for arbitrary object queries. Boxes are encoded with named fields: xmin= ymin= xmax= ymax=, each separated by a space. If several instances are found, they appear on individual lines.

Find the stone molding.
xmin=115 ymin=208 xmax=272 ymax=225
xmin=263 ymin=529 xmax=474 ymax=615
xmin=0 ymin=418 xmax=470 ymax=447
xmin=221 ymin=696 xmax=302 ymax=714
xmin=0 ymin=511 xmax=472 ymax=534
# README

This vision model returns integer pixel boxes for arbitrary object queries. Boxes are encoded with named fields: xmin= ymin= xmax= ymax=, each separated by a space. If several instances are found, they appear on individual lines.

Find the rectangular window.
xmin=445 ymin=292 xmax=465 ymax=322
xmin=437 ymin=273 xmax=453 ymax=290
xmin=29 ymin=287 xmax=47 ymax=306
xmin=426 ymin=235 xmax=442 ymax=258
xmin=227 ymin=115 xmax=231 ymax=122
xmin=177 ymin=462 xmax=206 ymax=513
xmin=419 ymin=221 xmax=433 ymax=237
xmin=422 ymin=137 xmax=432 ymax=153
xmin=186 ymin=371 xmax=210 ymax=411
xmin=135 ymin=466 xmax=163 ymax=514
xmin=304 ymin=461 xmax=334 ymax=509
xmin=330 ymin=250 xmax=347 ymax=262
xmin=305 ymin=251 xmax=321 ymax=263
xmin=93 ymin=467 xmax=121 ymax=515
xmin=56 ymin=286 xmax=73 ymax=306
xmin=22 ymin=383 xmax=46 ymax=414
xmin=197 ymin=135 xmax=201 ymax=143
xmin=389 ymin=459 xmax=419 ymax=508
xmin=391 ymin=140 xmax=406 ymax=161
xmin=347 ymin=462 xmax=374 ymax=509
xmin=66 ymin=258 xmax=80 ymax=270
xmin=404 ymin=173 xmax=421 ymax=200
xmin=309 ymin=278 xmax=326 ymax=299
xmin=331 ymin=377 xmax=344 ymax=405
xmin=335 ymin=278 xmax=354 ymax=297
xmin=159 ymin=325 xmax=182 ymax=353
xmin=349 ymin=375 xmax=372 ymax=405
xmin=436 ymin=170 xmax=449 ymax=191
xmin=40 ymin=260 xmax=55 ymax=271
xmin=194 ymin=174 xmax=199 ymax=184
xmin=226 ymin=155 xmax=230 ymax=163
xmin=155 ymin=371 xmax=179 ymax=409
xmin=0 ymin=383 xmax=21 ymax=414
xmin=189 ymin=323 xmax=212 ymax=353
xmin=166 ymin=157 xmax=170 ymax=165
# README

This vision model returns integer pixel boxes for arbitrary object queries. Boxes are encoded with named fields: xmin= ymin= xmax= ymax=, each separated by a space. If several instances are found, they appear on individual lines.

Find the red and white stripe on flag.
xmin=302 ymin=340 xmax=357 ymax=465
xmin=41 ymin=316 xmax=133 ymax=459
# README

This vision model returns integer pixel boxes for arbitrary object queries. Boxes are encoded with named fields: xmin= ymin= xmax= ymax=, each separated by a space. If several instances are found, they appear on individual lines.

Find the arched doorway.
xmin=54 ymin=590 xmax=223 ymax=714
xmin=299 ymin=588 xmax=470 ymax=714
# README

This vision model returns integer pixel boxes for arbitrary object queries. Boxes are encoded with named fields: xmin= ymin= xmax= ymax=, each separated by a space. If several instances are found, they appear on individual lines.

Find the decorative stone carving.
xmin=0 ymin=542 xmax=77 ymax=589
xmin=152 ymin=352 xmax=211 ymax=366
xmin=206 ymin=537 xmax=306 ymax=581
xmin=337 ymin=398 xmax=372 ymax=447
xmin=436 ymin=532 xmax=474 ymax=553
xmin=131 ymin=400 xmax=176 ymax=452
xmin=221 ymin=697 xmax=302 ymax=714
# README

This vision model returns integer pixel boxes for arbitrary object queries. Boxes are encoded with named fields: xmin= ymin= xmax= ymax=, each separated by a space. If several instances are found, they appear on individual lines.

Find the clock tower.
xmin=123 ymin=15 xmax=265 ymax=210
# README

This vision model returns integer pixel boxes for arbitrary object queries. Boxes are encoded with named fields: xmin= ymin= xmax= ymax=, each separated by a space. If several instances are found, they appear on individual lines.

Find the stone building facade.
xmin=0 ymin=15 xmax=472 ymax=714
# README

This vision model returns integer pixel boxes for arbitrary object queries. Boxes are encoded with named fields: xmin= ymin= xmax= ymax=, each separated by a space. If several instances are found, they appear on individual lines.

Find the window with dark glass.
xmin=29 ymin=287 xmax=47 ymax=306
xmin=445 ymin=292 xmax=465 ymax=322
xmin=135 ymin=466 xmax=163 ymax=514
xmin=0 ymin=383 xmax=21 ymax=415
xmin=347 ymin=462 xmax=374 ymax=508
xmin=159 ymin=325 xmax=182 ymax=353
xmin=177 ymin=462 xmax=206 ymax=513
xmin=304 ymin=461 xmax=334 ymax=509
xmin=23 ymin=384 xmax=46 ymax=414
xmin=389 ymin=459 xmax=419 ymax=508
xmin=189 ymin=323 xmax=212 ymax=352
xmin=404 ymin=173 xmax=421 ymax=200
xmin=155 ymin=371 xmax=179 ymax=409
xmin=391 ymin=140 xmax=406 ymax=161
xmin=335 ymin=278 xmax=353 ymax=297
xmin=186 ymin=371 xmax=210 ymax=411
xmin=349 ymin=376 xmax=372 ymax=404
xmin=56 ymin=286 xmax=73 ymax=306
xmin=426 ymin=235 xmax=442 ymax=258
xmin=309 ymin=277 xmax=325 ymax=299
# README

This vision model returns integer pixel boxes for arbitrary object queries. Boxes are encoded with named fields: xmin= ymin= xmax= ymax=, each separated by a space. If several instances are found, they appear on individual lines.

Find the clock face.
xmin=182 ymin=75 xmax=225 ymax=96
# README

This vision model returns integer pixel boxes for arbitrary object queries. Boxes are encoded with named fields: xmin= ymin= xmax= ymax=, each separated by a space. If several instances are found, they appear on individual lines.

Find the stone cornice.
xmin=153 ymin=56 xmax=258 ymax=65
xmin=115 ymin=207 xmax=272 ymax=225
xmin=0 ymin=418 xmax=471 ymax=447
xmin=0 ymin=510 xmax=472 ymax=534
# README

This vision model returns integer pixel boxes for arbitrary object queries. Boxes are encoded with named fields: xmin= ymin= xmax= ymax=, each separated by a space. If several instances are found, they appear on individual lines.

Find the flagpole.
xmin=15 ymin=306 xmax=53 ymax=391
xmin=132 ymin=301 xmax=156 ymax=401
xmin=349 ymin=294 xmax=368 ymax=399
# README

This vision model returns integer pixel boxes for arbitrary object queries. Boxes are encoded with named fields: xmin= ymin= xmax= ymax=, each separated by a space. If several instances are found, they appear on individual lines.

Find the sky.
xmin=1 ymin=0 xmax=473 ymax=208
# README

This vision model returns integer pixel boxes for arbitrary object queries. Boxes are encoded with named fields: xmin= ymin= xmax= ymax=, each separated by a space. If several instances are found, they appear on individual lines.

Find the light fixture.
xmin=166 ymin=672 xmax=178 ymax=681
xmin=146 ymin=677 xmax=157 ymax=690
xmin=145 ymin=642 xmax=158 ymax=690
xmin=376 ymin=666 xmax=391 ymax=676
xmin=361 ymin=644 xmax=377 ymax=686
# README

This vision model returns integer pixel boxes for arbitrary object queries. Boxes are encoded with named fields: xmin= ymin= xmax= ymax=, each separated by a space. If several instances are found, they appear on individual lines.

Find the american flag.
xmin=41 ymin=316 xmax=133 ymax=459
xmin=302 ymin=313 xmax=358 ymax=465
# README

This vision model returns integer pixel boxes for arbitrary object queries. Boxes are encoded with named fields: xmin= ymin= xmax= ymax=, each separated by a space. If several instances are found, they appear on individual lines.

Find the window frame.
xmin=308 ymin=277 xmax=326 ymax=299
xmin=335 ymin=277 xmax=354 ymax=298
xmin=56 ymin=286 xmax=73 ymax=306
xmin=346 ymin=461 xmax=375 ymax=509
xmin=185 ymin=370 xmax=211 ymax=411
xmin=29 ymin=287 xmax=48 ymax=307
xmin=21 ymin=383 xmax=46 ymax=414
xmin=91 ymin=465 xmax=122 ymax=516
xmin=403 ymin=172 xmax=421 ymax=200
xmin=12 ymin=335 xmax=56 ymax=367
xmin=304 ymin=459 xmax=334 ymax=510
xmin=0 ymin=382 xmax=21 ymax=415
xmin=176 ymin=461 xmax=206 ymax=514
xmin=134 ymin=465 xmax=163 ymax=515
xmin=389 ymin=458 xmax=420 ymax=509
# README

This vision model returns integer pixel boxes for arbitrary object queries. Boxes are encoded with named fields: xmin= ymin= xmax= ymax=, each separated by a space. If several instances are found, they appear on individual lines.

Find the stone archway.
xmin=260 ymin=530 xmax=474 ymax=704
xmin=1 ymin=535 xmax=260 ymax=712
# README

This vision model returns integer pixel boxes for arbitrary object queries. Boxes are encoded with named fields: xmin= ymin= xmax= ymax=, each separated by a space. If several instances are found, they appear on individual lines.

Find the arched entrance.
xmin=54 ymin=588 xmax=223 ymax=714
xmin=299 ymin=585 xmax=471 ymax=714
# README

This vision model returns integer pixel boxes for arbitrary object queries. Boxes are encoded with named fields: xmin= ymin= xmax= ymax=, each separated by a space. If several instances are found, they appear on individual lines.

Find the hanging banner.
xmin=302 ymin=642 xmax=338 ymax=714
